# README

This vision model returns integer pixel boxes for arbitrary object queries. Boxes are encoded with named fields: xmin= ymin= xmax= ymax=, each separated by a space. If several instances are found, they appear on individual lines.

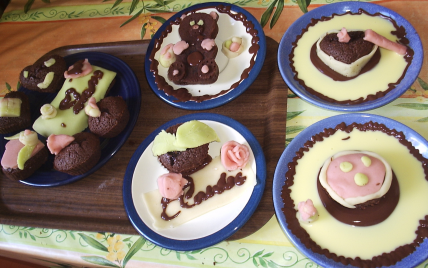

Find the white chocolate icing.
xmin=142 ymin=156 xmax=256 ymax=229
xmin=290 ymin=128 xmax=428 ymax=259
xmin=316 ymin=31 xmax=378 ymax=77
xmin=292 ymin=13 xmax=408 ymax=102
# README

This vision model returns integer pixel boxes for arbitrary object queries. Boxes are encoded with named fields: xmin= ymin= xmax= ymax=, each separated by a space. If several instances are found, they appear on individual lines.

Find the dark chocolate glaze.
xmin=317 ymin=170 xmax=399 ymax=226
xmin=310 ymin=42 xmax=381 ymax=82
xmin=59 ymin=70 xmax=104 ymax=114
xmin=281 ymin=121 xmax=428 ymax=267
xmin=149 ymin=5 xmax=260 ymax=103
xmin=161 ymin=172 xmax=247 ymax=221
xmin=289 ymin=9 xmax=414 ymax=105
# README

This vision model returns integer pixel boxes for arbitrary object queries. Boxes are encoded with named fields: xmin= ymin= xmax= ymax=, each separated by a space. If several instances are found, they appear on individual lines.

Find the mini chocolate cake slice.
xmin=0 ymin=91 xmax=31 ymax=134
xmin=2 ymin=146 xmax=48 ymax=181
xmin=158 ymin=123 xmax=210 ymax=175
xmin=54 ymin=132 xmax=100 ymax=175
xmin=19 ymin=54 xmax=66 ymax=93
xmin=88 ymin=96 xmax=130 ymax=138
xmin=319 ymin=31 xmax=375 ymax=64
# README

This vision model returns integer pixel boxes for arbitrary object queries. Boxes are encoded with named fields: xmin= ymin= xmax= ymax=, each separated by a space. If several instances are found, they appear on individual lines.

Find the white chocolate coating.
xmin=293 ymin=13 xmax=408 ymax=102
xmin=290 ymin=128 xmax=428 ymax=259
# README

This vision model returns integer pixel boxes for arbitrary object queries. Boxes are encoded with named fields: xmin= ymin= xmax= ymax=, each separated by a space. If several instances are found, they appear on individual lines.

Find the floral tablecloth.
xmin=1 ymin=0 xmax=428 ymax=267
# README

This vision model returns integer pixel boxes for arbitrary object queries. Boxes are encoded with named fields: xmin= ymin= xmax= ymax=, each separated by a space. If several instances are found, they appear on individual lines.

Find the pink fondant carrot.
xmin=364 ymin=29 xmax=407 ymax=55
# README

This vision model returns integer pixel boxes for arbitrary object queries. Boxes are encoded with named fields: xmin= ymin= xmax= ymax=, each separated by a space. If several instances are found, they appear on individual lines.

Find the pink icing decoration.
xmin=201 ymin=39 xmax=216 ymax=51
xmin=87 ymin=97 xmax=98 ymax=109
xmin=201 ymin=65 xmax=209 ymax=73
xmin=192 ymin=25 xmax=199 ymax=30
xmin=221 ymin=141 xmax=250 ymax=171
xmin=229 ymin=42 xmax=241 ymax=52
xmin=46 ymin=134 xmax=75 ymax=155
xmin=180 ymin=14 xmax=187 ymax=20
xmin=209 ymin=11 xmax=218 ymax=20
xmin=157 ymin=173 xmax=188 ymax=200
xmin=298 ymin=199 xmax=318 ymax=221
xmin=173 ymin=70 xmax=179 ymax=76
xmin=364 ymin=29 xmax=407 ymax=55
xmin=1 ymin=139 xmax=44 ymax=169
xmin=64 ymin=59 xmax=93 ymax=79
xmin=337 ymin=27 xmax=351 ymax=43
xmin=326 ymin=153 xmax=386 ymax=199
xmin=160 ymin=44 xmax=174 ymax=56
xmin=173 ymin=41 xmax=189 ymax=55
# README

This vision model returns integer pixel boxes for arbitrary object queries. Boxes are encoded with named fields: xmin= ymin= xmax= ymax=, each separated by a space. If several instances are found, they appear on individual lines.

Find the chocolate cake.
xmin=167 ymin=12 xmax=220 ymax=85
xmin=19 ymin=54 xmax=67 ymax=93
xmin=54 ymin=132 xmax=100 ymax=175
xmin=0 ymin=91 xmax=31 ymax=134
xmin=2 ymin=146 xmax=48 ymax=181
xmin=88 ymin=96 xmax=129 ymax=138
xmin=158 ymin=124 xmax=210 ymax=175
xmin=319 ymin=31 xmax=375 ymax=64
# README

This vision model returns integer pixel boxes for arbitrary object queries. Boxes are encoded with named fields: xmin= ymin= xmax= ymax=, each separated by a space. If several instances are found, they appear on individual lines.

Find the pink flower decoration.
xmin=64 ymin=59 xmax=93 ymax=79
xmin=157 ymin=173 xmax=188 ymax=200
xmin=220 ymin=141 xmax=250 ymax=171
xmin=337 ymin=27 xmax=351 ymax=43
xmin=298 ymin=199 xmax=318 ymax=222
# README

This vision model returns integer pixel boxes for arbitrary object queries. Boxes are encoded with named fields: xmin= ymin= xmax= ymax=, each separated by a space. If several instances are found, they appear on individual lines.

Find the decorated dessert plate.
xmin=145 ymin=2 xmax=266 ymax=110
xmin=123 ymin=113 xmax=266 ymax=251
xmin=0 ymin=52 xmax=141 ymax=186
xmin=278 ymin=2 xmax=423 ymax=112
xmin=273 ymin=113 xmax=428 ymax=267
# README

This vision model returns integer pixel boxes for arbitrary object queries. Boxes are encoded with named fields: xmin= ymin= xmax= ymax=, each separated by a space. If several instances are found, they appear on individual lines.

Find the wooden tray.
xmin=0 ymin=37 xmax=287 ymax=240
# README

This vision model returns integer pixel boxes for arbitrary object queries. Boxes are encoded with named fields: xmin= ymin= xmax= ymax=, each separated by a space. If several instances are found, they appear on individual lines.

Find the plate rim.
xmin=277 ymin=1 xmax=423 ymax=112
xmin=144 ymin=2 xmax=267 ymax=111
xmin=123 ymin=112 xmax=266 ymax=251
xmin=273 ymin=113 xmax=428 ymax=268
xmin=3 ymin=51 xmax=141 ymax=187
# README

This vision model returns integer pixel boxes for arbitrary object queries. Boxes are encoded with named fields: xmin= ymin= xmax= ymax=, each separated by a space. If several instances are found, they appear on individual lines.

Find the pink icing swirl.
xmin=337 ymin=27 xmax=351 ymax=43
xmin=364 ymin=29 xmax=407 ymax=55
xmin=64 ymin=59 xmax=93 ymax=79
xmin=157 ymin=173 xmax=188 ymax=200
xmin=173 ymin=41 xmax=189 ymax=55
xmin=220 ymin=141 xmax=250 ymax=171
xmin=46 ymin=134 xmax=75 ymax=155
xmin=201 ymin=39 xmax=216 ymax=51
xmin=298 ymin=199 xmax=318 ymax=222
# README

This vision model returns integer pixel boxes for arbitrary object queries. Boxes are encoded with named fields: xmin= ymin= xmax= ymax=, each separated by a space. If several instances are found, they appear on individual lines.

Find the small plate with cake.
xmin=278 ymin=2 xmax=423 ymax=112
xmin=0 ymin=52 xmax=140 ymax=186
xmin=273 ymin=113 xmax=428 ymax=267
xmin=123 ymin=113 xmax=266 ymax=251
xmin=145 ymin=2 xmax=266 ymax=110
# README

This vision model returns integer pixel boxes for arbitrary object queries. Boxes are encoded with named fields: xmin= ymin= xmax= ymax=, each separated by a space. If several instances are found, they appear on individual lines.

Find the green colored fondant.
xmin=33 ymin=66 xmax=116 ymax=137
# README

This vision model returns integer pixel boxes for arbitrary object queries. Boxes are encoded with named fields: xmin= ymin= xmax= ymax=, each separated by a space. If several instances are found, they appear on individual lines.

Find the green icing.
xmin=0 ymin=98 xmax=21 ymax=117
xmin=17 ymin=144 xmax=35 ymax=170
xmin=354 ymin=173 xmax=369 ymax=186
xmin=339 ymin=161 xmax=353 ymax=173
xmin=37 ymin=71 xmax=54 ymax=89
xmin=174 ymin=120 xmax=219 ymax=148
xmin=152 ymin=130 xmax=187 ymax=156
xmin=33 ymin=66 xmax=116 ymax=137
xmin=44 ymin=58 xmax=56 ymax=67
xmin=23 ymin=71 xmax=28 ymax=78
xmin=361 ymin=156 xmax=372 ymax=167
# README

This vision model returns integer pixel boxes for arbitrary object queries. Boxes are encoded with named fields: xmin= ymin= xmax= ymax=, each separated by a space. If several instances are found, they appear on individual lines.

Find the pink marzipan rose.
xmin=220 ymin=141 xmax=250 ymax=171
xmin=298 ymin=199 xmax=318 ymax=222
xmin=157 ymin=173 xmax=188 ymax=200
xmin=337 ymin=27 xmax=351 ymax=43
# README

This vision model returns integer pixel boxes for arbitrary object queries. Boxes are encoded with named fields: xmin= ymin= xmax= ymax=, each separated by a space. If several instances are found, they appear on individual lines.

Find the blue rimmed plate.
xmin=278 ymin=2 xmax=423 ymax=112
xmin=145 ymin=2 xmax=266 ymax=110
xmin=123 ymin=113 xmax=266 ymax=251
xmin=273 ymin=113 xmax=428 ymax=267
xmin=0 ymin=52 xmax=141 ymax=187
